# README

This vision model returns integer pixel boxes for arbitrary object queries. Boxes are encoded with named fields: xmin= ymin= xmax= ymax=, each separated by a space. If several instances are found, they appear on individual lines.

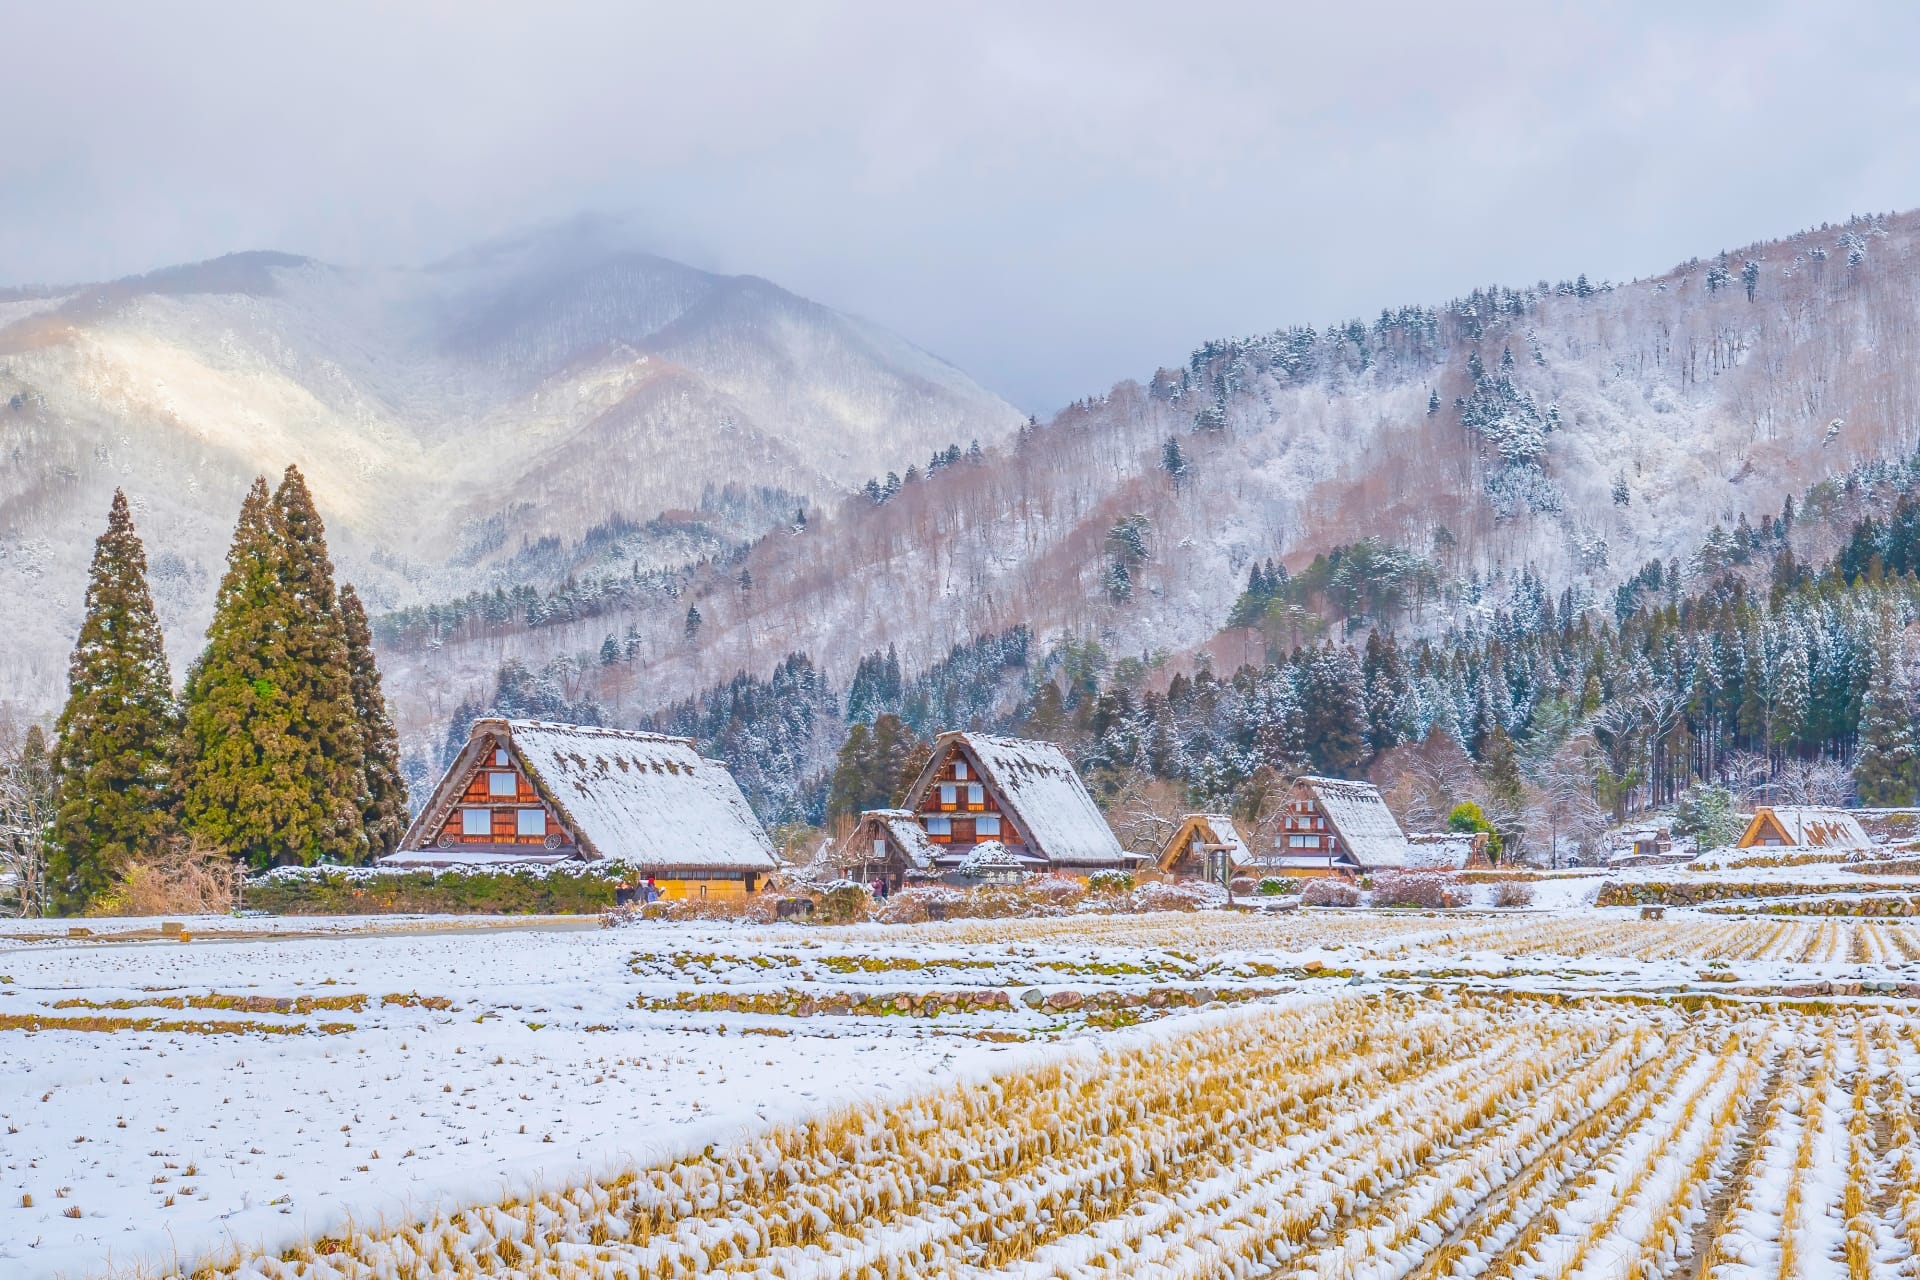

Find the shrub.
xmin=814 ymin=882 xmax=873 ymax=925
xmin=1301 ymin=879 xmax=1360 ymax=907
xmin=243 ymin=865 xmax=623 ymax=915
xmin=1371 ymin=872 xmax=1458 ymax=909
xmin=1492 ymin=880 xmax=1536 ymax=908
xmin=1087 ymin=869 xmax=1136 ymax=895
xmin=90 ymin=839 xmax=235 ymax=917
xmin=1257 ymin=877 xmax=1301 ymax=896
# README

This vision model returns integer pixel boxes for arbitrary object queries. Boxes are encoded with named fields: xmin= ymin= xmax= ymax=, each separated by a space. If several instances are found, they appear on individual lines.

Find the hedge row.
xmin=241 ymin=867 xmax=623 ymax=915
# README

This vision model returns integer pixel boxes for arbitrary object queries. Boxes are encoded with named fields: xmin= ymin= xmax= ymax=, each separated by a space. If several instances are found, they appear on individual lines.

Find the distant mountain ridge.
xmin=378 ymin=208 xmax=1920 ymax=757
xmin=0 ymin=226 xmax=1023 ymax=714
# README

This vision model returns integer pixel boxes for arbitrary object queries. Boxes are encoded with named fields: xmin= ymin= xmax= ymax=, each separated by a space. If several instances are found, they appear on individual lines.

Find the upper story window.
xmin=516 ymin=808 xmax=546 ymax=837
xmin=976 ymin=814 xmax=1001 ymax=836
xmin=925 ymin=815 xmax=952 ymax=836
xmin=954 ymin=760 xmax=969 ymax=780
xmin=939 ymin=783 xmax=957 ymax=807
xmin=461 ymin=808 xmax=491 ymax=837
xmin=967 ymin=783 xmax=984 ymax=808
xmin=494 ymin=748 xmax=509 ymax=766
xmin=488 ymin=771 xmax=517 ymax=797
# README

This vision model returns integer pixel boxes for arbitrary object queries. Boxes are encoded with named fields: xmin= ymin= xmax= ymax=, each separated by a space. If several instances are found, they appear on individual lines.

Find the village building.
xmin=838 ymin=808 xmax=939 ymax=892
xmin=838 ymin=731 xmax=1126 ymax=883
xmin=387 ymin=718 xmax=778 ymax=898
xmin=1735 ymin=806 xmax=1871 ymax=852
xmin=1156 ymin=813 xmax=1253 ymax=882
xmin=1274 ymin=776 xmax=1410 ymax=876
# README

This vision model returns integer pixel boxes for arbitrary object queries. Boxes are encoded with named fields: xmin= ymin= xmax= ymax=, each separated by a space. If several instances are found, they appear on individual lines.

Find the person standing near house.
xmin=643 ymin=877 xmax=660 ymax=904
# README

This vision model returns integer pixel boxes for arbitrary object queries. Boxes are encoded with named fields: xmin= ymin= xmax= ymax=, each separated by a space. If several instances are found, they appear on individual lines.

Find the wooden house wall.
xmin=1278 ymin=780 xmax=1343 ymax=860
xmin=914 ymin=743 xmax=1014 ymax=847
xmin=433 ymin=736 xmax=573 ymax=849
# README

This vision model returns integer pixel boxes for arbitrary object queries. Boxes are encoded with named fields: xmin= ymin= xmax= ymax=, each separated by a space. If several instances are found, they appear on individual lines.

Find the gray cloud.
xmin=4 ymin=1 xmax=1918 ymax=410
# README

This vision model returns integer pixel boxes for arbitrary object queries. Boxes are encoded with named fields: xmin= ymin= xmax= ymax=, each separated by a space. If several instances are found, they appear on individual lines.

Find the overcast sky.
xmin=5 ymin=2 xmax=1919 ymax=411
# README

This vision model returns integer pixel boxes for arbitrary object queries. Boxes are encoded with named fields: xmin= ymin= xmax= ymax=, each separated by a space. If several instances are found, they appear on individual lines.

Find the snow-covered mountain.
xmin=384 ymin=209 xmax=1920 ymax=745
xmin=0 ymin=227 xmax=1022 ymax=713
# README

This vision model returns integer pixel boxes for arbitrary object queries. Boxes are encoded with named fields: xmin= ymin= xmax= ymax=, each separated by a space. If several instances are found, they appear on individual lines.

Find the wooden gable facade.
xmin=388 ymin=718 xmax=778 ymax=897
xmin=1156 ymin=814 xmax=1253 ymax=880
xmin=912 ymin=738 xmax=1018 ymax=855
xmin=420 ymin=729 xmax=576 ymax=856
xmin=1275 ymin=776 xmax=1409 ymax=875
xmin=837 ymin=809 xmax=939 ymax=892
xmin=895 ymin=731 xmax=1126 ymax=875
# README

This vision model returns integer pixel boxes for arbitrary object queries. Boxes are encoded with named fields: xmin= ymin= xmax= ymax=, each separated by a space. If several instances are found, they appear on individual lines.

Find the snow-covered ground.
xmin=0 ymin=918 xmax=1039 ymax=1279
xmin=7 ymin=907 xmax=1920 ymax=1278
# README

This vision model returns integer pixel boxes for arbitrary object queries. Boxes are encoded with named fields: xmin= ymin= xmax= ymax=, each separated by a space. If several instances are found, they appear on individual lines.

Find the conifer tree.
xmin=340 ymin=584 xmax=409 ymax=858
xmin=1854 ymin=622 xmax=1919 ymax=806
xmin=269 ymin=466 xmax=367 ymax=862
xmin=180 ymin=472 xmax=367 ymax=866
xmin=49 ymin=490 xmax=180 ymax=911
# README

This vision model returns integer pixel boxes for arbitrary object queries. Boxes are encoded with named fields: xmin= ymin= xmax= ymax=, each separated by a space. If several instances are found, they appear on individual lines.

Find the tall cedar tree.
xmin=181 ymin=471 xmax=368 ymax=865
xmin=50 ymin=491 xmax=180 ymax=910
xmin=1854 ymin=623 xmax=1920 ymax=806
xmin=340 ymin=584 xmax=409 ymax=856
xmin=268 ymin=466 xmax=368 ymax=863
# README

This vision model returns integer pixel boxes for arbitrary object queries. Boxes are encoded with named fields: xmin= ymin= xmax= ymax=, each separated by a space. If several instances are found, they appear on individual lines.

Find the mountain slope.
xmin=0 ymin=229 xmax=1021 ymax=713
xmin=391 ymin=210 xmax=1920 ymax=747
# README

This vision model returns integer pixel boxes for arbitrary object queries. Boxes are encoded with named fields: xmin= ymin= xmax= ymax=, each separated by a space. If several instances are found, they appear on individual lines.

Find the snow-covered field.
xmin=5 ymin=907 xmax=1920 ymax=1278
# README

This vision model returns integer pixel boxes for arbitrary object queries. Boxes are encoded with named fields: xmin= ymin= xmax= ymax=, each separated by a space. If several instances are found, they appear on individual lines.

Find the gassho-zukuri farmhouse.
xmin=387 ymin=718 xmax=779 ymax=899
xmin=390 ymin=719 xmax=1515 ymax=896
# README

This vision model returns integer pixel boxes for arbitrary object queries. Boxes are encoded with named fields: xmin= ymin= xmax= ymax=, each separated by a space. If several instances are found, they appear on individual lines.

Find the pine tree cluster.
xmin=47 ymin=473 xmax=409 ymax=908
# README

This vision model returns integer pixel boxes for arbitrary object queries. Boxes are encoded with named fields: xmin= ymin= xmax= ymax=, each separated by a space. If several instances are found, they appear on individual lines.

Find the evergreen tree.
xmin=180 ymin=472 xmax=367 ymax=867
xmin=49 ymin=491 xmax=180 ymax=911
xmin=1854 ymin=622 xmax=1919 ymax=806
xmin=269 ymin=466 xmax=367 ymax=862
xmin=340 ymin=584 xmax=409 ymax=858
xmin=1296 ymin=646 xmax=1369 ymax=777
xmin=684 ymin=605 xmax=703 ymax=644
xmin=1161 ymin=437 xmax=1188 ymax=481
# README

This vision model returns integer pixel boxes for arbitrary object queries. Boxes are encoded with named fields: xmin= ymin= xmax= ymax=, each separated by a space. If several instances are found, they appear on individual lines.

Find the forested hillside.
xmin=398 ymin=211 xmax=1920 ymax=749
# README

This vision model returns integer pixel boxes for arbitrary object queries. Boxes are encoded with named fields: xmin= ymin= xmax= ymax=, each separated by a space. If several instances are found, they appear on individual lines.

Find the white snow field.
xmin=4 ymin=907 xmax=1920 ymax=1279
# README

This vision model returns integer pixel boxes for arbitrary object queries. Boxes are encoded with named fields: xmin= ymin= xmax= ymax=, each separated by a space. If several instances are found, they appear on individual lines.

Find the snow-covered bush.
xmin=1371 ymin=872 xmax=1460 ymax=908
xmin=1257 ymin=876 xmax=1301 ymax=896
xmin=1086 ymin=869 xmax=1136 ymax=895
xmin=1301 ymin=879 xmax=1360 ymax=907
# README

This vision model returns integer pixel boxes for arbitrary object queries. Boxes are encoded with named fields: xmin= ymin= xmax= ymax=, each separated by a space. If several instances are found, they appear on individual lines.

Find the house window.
xmin=967 ymin=783 xmax=984 ymax=808
xmin=925 ymin=816 xmax=951 ymax=837
xmin=873 ymin=838 xmax=887 ymax=859
xmin=954 ymin=761 xmax=968 ymax=780
xmin=461 ymin=808 xmax=491 ymax=837
xmin=517 ymin=809 xmax=547 ymax=837
xmin=939 ymin=784 xmax=957 ymax=808
xmin=488 ymin=771 xmax=517 ymax=797
xmin=976 ymin=814 xmax=1001 ymax=837
xmin=1288 ymin=834 xmax=1316 ymax=849
xmin=494 ymin=748 xmax=509 ymax=766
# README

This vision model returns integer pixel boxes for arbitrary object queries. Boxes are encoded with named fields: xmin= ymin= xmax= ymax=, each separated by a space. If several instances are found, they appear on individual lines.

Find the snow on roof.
xmin=932 ymin=732 xmax=1125 ymax=868
xmin=849 ymin=809 xmax=940 ymax=872
xmin=1404 ymin=832 xmax=1476 ymax=870
xmin=401 ymin=719 xmax=777 ymax=873
xmin=1744 ymin=806 xmax=1871 ymax=850
xmin=1299 ymin=776 xmax=1408 ymax=869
